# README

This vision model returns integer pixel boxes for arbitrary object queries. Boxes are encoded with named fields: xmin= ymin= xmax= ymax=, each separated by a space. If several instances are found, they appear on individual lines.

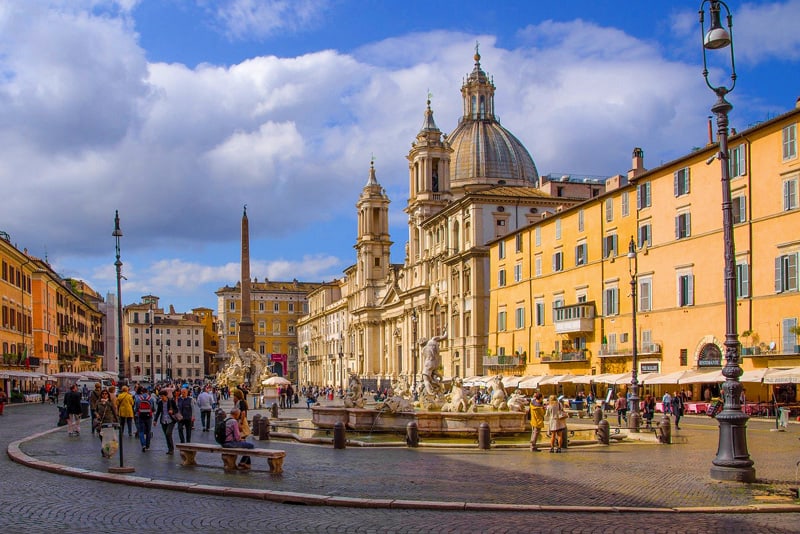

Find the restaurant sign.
xmin=697 ymin=343 xmax=722 ymax=368
xmin=640 ymin=363 xmax=660 ymax=374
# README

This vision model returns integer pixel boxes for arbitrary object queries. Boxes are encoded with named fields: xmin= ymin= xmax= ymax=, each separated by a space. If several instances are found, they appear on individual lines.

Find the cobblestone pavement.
xmin=3 ymin=400 xmax=800 ymax=533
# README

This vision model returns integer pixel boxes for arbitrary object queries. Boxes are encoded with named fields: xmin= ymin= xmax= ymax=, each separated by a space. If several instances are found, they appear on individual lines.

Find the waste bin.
xmin=80 ymin=400 xmax=90 ymax=419
xmin=570 ymin=400 xmax=584 ymax=411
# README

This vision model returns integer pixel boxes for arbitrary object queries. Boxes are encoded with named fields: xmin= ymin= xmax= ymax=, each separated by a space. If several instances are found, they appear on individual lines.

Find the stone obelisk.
xmin=238 ymin=205 xmax=255 ymax=351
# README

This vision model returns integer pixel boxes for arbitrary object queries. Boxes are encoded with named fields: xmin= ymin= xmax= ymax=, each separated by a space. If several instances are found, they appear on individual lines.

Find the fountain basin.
xmin=311 ymin=406 xmax=528 ymax=436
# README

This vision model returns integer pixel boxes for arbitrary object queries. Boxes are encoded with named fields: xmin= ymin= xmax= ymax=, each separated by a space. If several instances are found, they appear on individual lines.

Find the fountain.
xmin=311 ymin=331 xmax=529 ymax=437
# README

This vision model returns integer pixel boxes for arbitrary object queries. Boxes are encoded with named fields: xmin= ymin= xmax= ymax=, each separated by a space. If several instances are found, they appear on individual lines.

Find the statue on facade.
xmin=343 ymin=373 xmax=365 ymax=408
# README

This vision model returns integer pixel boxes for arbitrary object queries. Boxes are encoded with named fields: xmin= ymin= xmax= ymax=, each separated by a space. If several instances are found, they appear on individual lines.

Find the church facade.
xmin=297 ymin=51 xmax=574 ymax=389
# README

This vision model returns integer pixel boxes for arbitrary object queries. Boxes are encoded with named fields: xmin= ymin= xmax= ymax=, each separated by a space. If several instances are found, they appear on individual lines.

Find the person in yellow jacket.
xmin=529 ymin=392 xmax=545 ymax=452
xmin=116 ymin=385 xmax=135 ymax=437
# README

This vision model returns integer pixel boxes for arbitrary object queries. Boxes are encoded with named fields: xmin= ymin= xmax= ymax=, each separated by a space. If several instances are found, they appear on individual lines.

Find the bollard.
xmin=596 ymin=419 xmax=610 ymax=445
xmin=657 ymin=414 xmax=671 ymax=444
xmin=258 ymin=416 xmax=270 ymax=440
xmin=561 ymin=424 xmax=569 ymax=449
xmin=333 ymin=421 xmax=346 ymax=449
xmin=593 ymin=404 xmax=604 ymax=425
xmin=406 ymin=421 xmax=419 ymax=447
xmin=252 ymin=414 xmax=261 ymax=434
xmin=477 ymin=422 xmax=491 ymax=450
xmin=271 ymin=402 xmax=279 ymax=419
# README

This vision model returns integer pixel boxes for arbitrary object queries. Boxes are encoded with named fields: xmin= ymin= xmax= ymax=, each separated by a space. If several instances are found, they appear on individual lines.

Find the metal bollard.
xmin=477 ymin=422 xmax=491 ymax=450
xmin=657 ymin=414 xmax=671 ymax=444
xmin=258 ymin=416 xmax=270 ymax=440
xmin=333 ymin=421 xmax=346 ymax=449
xmin=593 ymin=404 xmax=604 ymax=425
xmin=406 ymin=421 xmax=419 ymax=447
xmin=252 ymin=414 xmax=261 ymax=434
xmin=271 ymin=402 xmax=279 ymax=419
xmin=561 ymin=425 xmax=569 ymax=449
xmin=596 ymin=419 xmax=610 ymax=445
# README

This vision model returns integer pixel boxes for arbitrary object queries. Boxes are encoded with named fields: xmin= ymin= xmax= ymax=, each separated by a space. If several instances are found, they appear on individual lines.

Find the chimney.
xmin=707 ymin=116 xmax=714 ymax=145
xmin=628 ymin=147 xmax=645 ymax=179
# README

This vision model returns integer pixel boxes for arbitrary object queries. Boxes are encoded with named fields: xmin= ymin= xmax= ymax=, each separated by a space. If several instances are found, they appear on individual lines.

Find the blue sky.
xmin=1 ymin=0 xmax=798 ymax=313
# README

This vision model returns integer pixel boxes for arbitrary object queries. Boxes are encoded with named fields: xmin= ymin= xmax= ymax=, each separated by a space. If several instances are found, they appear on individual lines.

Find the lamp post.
xmin=626 ymin=237 xmax=641 ymax=432
xmin=700 ymin=0 xmax=755 ymax=482
xmin=149 ymin=303 xmax=155 ymax=383
xmin=411 ymin=309 xmax=418 ymax=397
xmin=159 ymin=340 xmax=164 ymax=383
xmin=110 ymin=210 xmax=133 ymax=474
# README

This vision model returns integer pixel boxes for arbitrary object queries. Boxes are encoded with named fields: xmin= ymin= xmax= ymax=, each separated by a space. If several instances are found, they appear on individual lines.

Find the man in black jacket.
xmin=153 ymin=391 xmax=178 ymax=455
xmin=63 ymin=384 xmax=83 ymax=437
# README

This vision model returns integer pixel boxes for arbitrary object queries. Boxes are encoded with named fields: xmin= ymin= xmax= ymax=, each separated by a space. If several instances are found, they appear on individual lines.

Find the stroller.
xmin=57 ymin=405 xmax=69 ymax=427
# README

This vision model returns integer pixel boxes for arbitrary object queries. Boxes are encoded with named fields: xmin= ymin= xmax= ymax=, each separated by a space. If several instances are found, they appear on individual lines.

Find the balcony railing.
xmin=553 ymin=302 xmax=596 ymax=334
xmin=598 ymin=342 xmax=662 ymax=357
xmin=482 ymin=355 xmax=526 ymax=367
xmin=541 ymin=351 xmax=588 ymax=363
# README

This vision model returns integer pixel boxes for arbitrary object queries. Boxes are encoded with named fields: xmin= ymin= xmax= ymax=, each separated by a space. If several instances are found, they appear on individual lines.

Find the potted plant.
xmin=740 ymin=330 xmax=753 ymax=355
xmin=790 ymin=325 xmax=800 ymax=353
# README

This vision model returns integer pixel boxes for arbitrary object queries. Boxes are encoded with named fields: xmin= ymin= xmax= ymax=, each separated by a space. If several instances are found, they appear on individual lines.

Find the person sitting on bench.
xmin=223 ymin=407 xmax=254 ymax=470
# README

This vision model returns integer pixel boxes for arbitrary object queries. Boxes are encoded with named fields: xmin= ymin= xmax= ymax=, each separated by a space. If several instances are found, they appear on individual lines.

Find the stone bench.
xmin=175 ymin=443 xmax=286 ymax=474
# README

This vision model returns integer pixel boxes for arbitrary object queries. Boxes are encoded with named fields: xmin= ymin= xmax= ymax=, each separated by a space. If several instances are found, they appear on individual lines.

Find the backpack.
xmin=138 ymin=395 xmax=152 ymax=416
xmin=214 ymin=417 xmax=231 ymax=445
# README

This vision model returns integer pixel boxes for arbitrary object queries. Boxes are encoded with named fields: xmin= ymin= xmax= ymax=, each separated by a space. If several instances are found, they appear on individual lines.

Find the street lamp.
xmin=110 ymin=210 xmax=133 ymax=474
xmin=411 ymin=309 xmax=418 ymax=397
xmin=627 ymin=237 xmax=641 ymax=433
xmin=700 ymin=0 xmax=755 ymax=483
xmin=149 ymin=303 xmax=155 ymax=383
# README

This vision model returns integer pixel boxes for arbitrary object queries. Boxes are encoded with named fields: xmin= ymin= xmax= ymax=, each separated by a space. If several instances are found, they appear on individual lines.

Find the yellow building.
xmin=192 ymin=306 xmax=220 ymax=377
xmin=490 ymin=102 xmax=800 ymax=400
xmin=297 ymin=282 xmax=348 ymax=388
xmin=0 ymin=233 xmax=36 ymax=391
xmin=216 ymin=279 xmax=318 ymax=384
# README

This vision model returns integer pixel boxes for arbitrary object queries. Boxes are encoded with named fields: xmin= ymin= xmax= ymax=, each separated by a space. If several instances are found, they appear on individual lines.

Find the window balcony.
xmin=553 ymin=302 xmax=596 ymax=334
xmin=598 ymin=342 xmax=662 ymax=357
xmin=541 ymin=350 xmax=588 ymax=363
xmin=482 ymin=355 xmax=526 ymax=368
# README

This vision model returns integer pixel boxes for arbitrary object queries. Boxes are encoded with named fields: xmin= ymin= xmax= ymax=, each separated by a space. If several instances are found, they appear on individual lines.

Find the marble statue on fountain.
xmin=417 ymin=330 xmax=447 ymax=411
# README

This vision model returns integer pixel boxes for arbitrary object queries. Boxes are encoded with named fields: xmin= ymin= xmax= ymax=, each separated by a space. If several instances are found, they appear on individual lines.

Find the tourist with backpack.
xmin=133 ymin=387 xmax=153 ymax=452
xmin=217 ymin=407 xmax=253 ymax=470
xmin=153 ymin=390 xmax=178 ymax=455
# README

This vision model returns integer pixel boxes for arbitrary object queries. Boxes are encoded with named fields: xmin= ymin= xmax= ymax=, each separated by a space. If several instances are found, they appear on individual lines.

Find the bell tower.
xmin=405 ymin=96 xmax=452 ymax=264
xmin=355 ymin=160 xmax=392 ymax=286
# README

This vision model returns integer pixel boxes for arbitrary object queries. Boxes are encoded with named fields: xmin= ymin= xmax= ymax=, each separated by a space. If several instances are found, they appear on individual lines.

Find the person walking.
xmin=545 ymin=395 xmax=567 ymax=453
xmin=529 ymin=392 xmax=545 ymax=452
xmin=133 ymin=387 xmax=154 ymax=452
xmin=94 ymin=390 xmax=119 ymax=457
xmin=222 ymin=407 xmax=254 ymax=470
xmin=153 ymin=390 xmax=178 ymax=455
xmin=0 ymin=387 xmax=7 ymax=416
xmin=286 ymin=384 xmax=294 ymax=409
xmin=614 ymin=392 xmax=628 ymax=427
xmin=88 ymin=383 xmax=103 ymax=434
xmin=176 ymin=387 xmax=195 ymax=443
xmin=63 ymin=384 xmax=83 ymax=436
xmin=196 ymin=385 xmax=215 ymax=432
xmin=116 ymin=385 xmax=135 ymax=437
xmin=662 ymin=391 xmax=672 ymax=416
xmin=643 ymin=394 xmax=656 ymax=429
xmin=671 ymin=390 xmax=685 ymax=430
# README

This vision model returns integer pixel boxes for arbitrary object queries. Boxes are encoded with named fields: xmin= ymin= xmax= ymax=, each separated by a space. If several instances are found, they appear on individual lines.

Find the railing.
xmin=541 ymin=351 xmax=587 ymax=363
xmin=599 ymin=342 xmax=662 ymax=357
xmin=482 ymin=355 xmax=525 ymax=367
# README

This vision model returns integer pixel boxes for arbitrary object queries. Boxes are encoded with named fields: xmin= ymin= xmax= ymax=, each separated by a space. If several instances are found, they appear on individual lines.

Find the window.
xmin=736 ymin=262 xmax=750 ymax=298
xmin=577 ymin=210 xmax=584 ymax=232
xmin=259 ymin=302 xmax=265 ymax=312
xmin=513 ymin=263 xmax=522 ymax=283
xmin=535 ymin=227 xmax=541 ymax=247
xmin=552 ymin=251 xmax=563 ymax=272
xmin=603 ymin=234 xmax=618 ymax=258
xmin=678 ymin=274 xmax=694 ymax=307
xmin=783 ymin=123 xmax=797 ymax=161
xmin=534 ymin=256 xmax=542 ymax=277
xmin=288 ymin=303 xmax=294 ymax=312
xmin=637 ymin=182 xmax=651 ymax=208
xmin=273 ymin=302 xmax=280 ymax=312
xmin=783 ymin=318 xmax=799 ymax=353
xmin=775 ymin=253 xmax=799 ymax=293
xmin=784 ymin=178 xmax=798 ymax=211
xmin=515 ymin=233 xmax=523 ymax=253
xmin=552 ymin=297 xmax=564 ymax=317
xmin=638 ymin=223 xmax=652 ymax=248
xmin=515 ymin=307 xmax=525 ymax=329
xmin=555 ymin=219 xmax=561 ymax=240
xmin=732 ymin=196 xmax=747 ymax=224
xmin=498 ymin=269 xmax=506 ymax=287
xmin=498 ymin=311 xmax=507 ymax=332
xmin=535 ymin=300 xmax=545 ymax=326
xmin=639 ymin=276 xmax=652 ymax=312
xmin=729 ymin=144 xmax=746 ymax=178
xmin=674 ymin=167 xmax=690 ymax=196
xmin=498 ymin=240 xmax=506 ymax=259
xmin=229 ymin=301 xmax=235 ymax=311
xmin=621 ymin=191 xmax=629 ymax=217
xmin=603 ymin=287 xmax=619 ymax=316
xmin=675 ymin=213 xmax=691 ymax=239
xmin=575 ymin=243 xmax=587 ymax=266
xmin=605 ymin=198 xmax=614 ymax=222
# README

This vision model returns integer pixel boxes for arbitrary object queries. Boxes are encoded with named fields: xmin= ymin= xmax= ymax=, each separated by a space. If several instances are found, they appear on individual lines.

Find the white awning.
xmin=764 ymin=367 xmax=800 ymax=384
xmin=517 ymin=376 xmax=546 ymax=389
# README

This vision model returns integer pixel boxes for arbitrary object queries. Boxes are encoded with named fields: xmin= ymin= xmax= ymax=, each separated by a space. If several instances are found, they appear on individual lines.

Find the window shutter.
xmin=790 ymin=253 xmax=799 ymax=292
xmin=674 ymin=173 xmax=679 ymax=197
xmin=675 ymin=216 xmax=680 ymax=239
xmin=686 ymin=213 xmax=691 ymax=237
xmin=687 ymin=275 xmax=694 ymax=305
xmin=775 ymin=256 xmax=783 ymax=293
xmin=686 ymin=169 xmax=691 ymax=194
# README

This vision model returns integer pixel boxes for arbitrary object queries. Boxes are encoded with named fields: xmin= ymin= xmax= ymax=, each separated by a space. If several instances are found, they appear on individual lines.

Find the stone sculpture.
xmin=441 ymin=377 xmax=476 ymax=413
xmin=417 ymin=330 xmax=447 ymax=410
xmin=344 ymin=373 xmax=365 ymax=409
xmin=486 ymin=375 xmax=509 ymax=411
xmin=506 ymin=390 xmax=529 ymax=413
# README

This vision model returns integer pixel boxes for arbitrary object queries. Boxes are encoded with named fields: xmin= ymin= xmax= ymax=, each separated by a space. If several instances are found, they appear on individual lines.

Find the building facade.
xmin=489 ymin=102 xmax=800 ymax=394
xmin=298 ymin=51 xmax=575 ymax=389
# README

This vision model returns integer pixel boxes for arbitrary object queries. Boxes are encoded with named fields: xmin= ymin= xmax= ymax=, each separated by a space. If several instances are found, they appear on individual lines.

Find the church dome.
xmin=447 ymin=50 xmax=539 ymax=187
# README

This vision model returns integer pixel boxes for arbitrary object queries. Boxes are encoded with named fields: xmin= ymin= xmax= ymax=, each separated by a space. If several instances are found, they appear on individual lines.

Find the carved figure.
xmin=441 ymin=377 xmax=476 ymax=413
xmin=381 ymin=395 xmax=415 ymax=413
xmin=344 ymin=373 xmax=365 ymax=409
xmin=486 ymin=375 xmax=509 ymax=411
xmin=392 ymin=375 xmax=412 ymax=400
xmin=420 ymin=331 xmax=447 ymax=397
xmin=506 ymin=390 xmax=529 ymax=413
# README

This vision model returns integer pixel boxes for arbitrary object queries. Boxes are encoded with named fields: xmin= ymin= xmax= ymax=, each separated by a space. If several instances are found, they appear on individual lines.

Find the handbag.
xmin=173 ymin=412 xmax=183 ymax=421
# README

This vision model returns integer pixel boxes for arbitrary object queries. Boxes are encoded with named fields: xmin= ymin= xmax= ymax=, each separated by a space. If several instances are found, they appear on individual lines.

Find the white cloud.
xmin=203 ymin=0 xmax=329 ymax=41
